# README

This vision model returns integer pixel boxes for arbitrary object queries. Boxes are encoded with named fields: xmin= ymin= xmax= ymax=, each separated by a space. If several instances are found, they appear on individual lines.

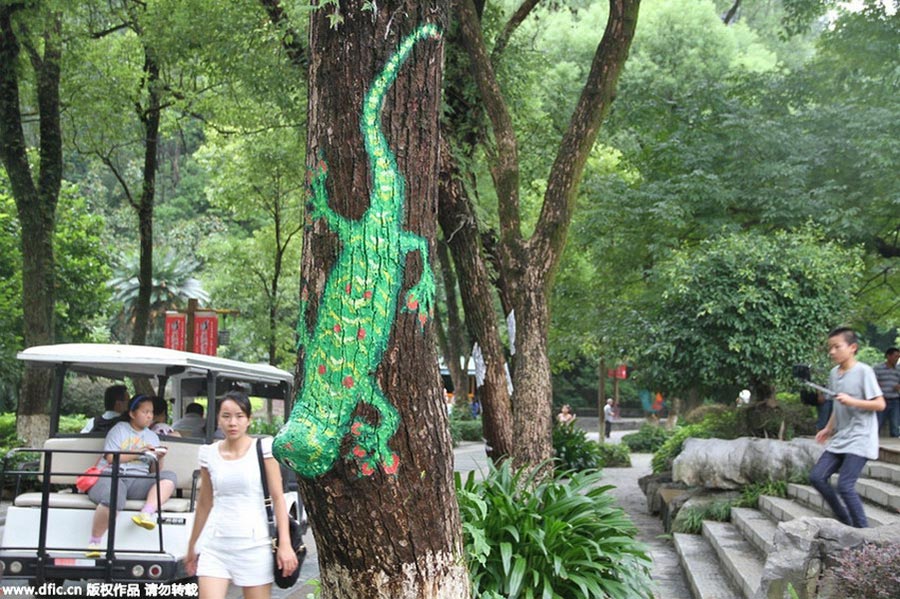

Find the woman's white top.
xmin=198 ymin=437 xmax=272 ymax=549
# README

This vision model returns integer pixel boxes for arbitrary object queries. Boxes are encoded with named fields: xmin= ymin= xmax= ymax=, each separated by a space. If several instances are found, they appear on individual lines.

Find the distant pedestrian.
xmin=604 ymin=398 xmax=615 ymax=439
xmin=873 ymin=347 xmax=900 ymax=437
xmin=736 ymin=389 xmax=751 ymax=406
xmin=809 ymin=327 xmax=885 ymax=528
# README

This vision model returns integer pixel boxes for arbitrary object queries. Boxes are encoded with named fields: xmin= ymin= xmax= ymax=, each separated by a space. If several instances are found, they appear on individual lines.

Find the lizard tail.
xmin=361 ymin=23 xmax=441 ymax=159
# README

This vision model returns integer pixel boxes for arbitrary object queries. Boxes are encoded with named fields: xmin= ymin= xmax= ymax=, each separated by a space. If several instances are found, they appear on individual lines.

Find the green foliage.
xmin=640 ymin=229 xmax=862 ymax=398
xmin=456 ymin=461 xmax=653 ymax=599
xmin=672 ymin=500 xmax=732 ymax=535
xmin=249 ymin=417 xmax=285 ymax=437
xmin=651 ymin=424 xmax=711 ymax=474
xmin=552 ymin=422 xmax=602 ymax=472
xmin=621 ymin=424 xmax=672 ymax=453
xmin=734 ymin=479 xmax=790 ymax=509
xmin=450 ymin=418 xmax=484 ymax=446
xmin=596 ymin=442 xmax=631 ymax=469
xmin=108 ymin=250 xmax=209 ymax=345
xmin=0 ymin=179 xmax=113 ymax=409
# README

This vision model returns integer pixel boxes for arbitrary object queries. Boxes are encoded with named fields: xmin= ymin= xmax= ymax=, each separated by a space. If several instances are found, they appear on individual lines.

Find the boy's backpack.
xmin=91 ymin=413 xmax=121 ymax=434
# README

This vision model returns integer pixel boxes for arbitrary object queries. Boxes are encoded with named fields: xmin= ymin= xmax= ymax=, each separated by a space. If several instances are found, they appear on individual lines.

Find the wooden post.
xmin=598 ymin=357 xmax=606 ymax=443
xmin=186 ymin=298 xmax=198 ymax=353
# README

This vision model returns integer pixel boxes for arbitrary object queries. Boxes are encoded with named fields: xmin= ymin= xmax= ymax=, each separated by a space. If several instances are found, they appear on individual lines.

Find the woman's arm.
xmin=184 ymin=468 xmax=213 ymax=576
xmin=265 ymin=457 xmax=299 ymax=576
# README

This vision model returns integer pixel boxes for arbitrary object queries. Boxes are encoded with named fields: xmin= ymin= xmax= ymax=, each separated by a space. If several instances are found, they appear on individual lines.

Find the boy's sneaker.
xmin=132 ymin=513 xmax=156 ymax=530
xmin=85 ymin=543 xmax=102 ymax=558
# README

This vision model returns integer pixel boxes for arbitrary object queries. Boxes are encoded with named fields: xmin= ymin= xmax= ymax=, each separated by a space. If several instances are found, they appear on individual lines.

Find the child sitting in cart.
xmin=85 ymin=394 xmax=178 ymax=556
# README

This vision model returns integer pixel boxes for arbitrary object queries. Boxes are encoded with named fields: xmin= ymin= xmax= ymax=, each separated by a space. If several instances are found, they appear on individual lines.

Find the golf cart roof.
xmin=17 ymin=343 xmax=293 ymax=386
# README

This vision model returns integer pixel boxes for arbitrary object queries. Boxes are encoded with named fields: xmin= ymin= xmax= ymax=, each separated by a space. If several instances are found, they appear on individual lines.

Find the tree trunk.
xmin=293 ymin=4 xmax=466 ymax=596
xmin=454 ymin=0 xmax=640 ymax=464
xmin=437 ymin=135 xmax=514 ymax=460
xmin=0 ymin=6 xmax=62 ymax=446
xmin=435 ymin=240 xmax=469 ymax=407
xmin=508 ymin=267 xmax=554 ymax=464
xmin=131 ymin=46 xmax=161 ymax=347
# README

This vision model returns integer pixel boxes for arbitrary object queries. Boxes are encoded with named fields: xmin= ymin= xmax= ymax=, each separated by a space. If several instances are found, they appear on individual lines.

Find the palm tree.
xmin=109 ymin=250 xmax=209 ymax=345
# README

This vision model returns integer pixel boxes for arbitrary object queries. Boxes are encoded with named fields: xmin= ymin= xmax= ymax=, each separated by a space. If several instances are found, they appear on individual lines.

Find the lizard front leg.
xmin=399 ymin=231 xmax=435 ymax=326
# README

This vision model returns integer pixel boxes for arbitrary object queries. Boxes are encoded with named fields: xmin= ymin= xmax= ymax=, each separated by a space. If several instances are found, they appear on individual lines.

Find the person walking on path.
xmin=185 ymin=391 xmax=298 ymax=598
xmin=873 ymin=347 xmax=900 ymax=437
xmin=809 ymin=327 xmax=885 ymax=528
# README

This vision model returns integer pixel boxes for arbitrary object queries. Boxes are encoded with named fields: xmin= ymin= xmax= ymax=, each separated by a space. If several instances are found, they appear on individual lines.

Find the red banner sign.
xmin=164 ymin=312 xmax=186 ymax=351
xmin=607 ymin=365 xmax=628 ymax=380
xmin=193 ymin=312 xmax=219 ymax=356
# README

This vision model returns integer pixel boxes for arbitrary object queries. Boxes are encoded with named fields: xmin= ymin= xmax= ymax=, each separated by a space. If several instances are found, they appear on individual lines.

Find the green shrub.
xmin=61 ymin=376 xmax=116 ymax=416
xmin=250 ymin=417 xmax=285 ymax=437
xmin=621 ymin=424 xmax=672 ymax=453
xmin=672 ymin=500 xmax=732 ymax=534
xmin=552 ymin=422 xmax=602 ymax=472
xmin=734 ymin=479 xmax=789 ymax=509
xmin=59 ymin=414 xmax=89 ymax=434
xmin=456 ymin=461 xmax=654 ymax=599
xmin=651 ymin=423 xmax=710 ymax=474
xmin=596 ymin=442 xmax=631 ymax=468
xmin=450 ymin=418 xmax=483 ymax=446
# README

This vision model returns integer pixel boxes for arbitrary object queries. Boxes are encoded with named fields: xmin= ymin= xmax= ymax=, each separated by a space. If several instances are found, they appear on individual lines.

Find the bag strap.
xmin=256 ymin=439 xmax=277 ymax=533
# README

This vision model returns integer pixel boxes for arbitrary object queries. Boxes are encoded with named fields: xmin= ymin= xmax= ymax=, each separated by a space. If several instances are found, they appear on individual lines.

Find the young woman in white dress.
xmin=185 ymin=391 xmax=298 ymax=598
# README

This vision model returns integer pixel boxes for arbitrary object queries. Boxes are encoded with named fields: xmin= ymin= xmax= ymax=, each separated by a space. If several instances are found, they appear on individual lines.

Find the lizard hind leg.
xmin=348 ymin=385 xmax=401 ymax=476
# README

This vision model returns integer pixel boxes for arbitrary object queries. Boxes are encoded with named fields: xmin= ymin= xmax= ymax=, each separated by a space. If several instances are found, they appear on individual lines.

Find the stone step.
xmin=788 ymin=482 xmax=900 ymax=526
xmin=702 ymin=520 xmax=764 ymax=599
xmin=878 ymin=443 xmax=900 ymax=466
xmin=673 ymin=532 xmax=743 ymax=599
xmin=758 ymin=494 xmax=822 ymax=523
xmin=731 ymin=506 xmax=777 ymax=555
xmin=843 ymin=476 xmax=900 ymax=514
xmin=863 ymin=460 xmax=900 ymax=485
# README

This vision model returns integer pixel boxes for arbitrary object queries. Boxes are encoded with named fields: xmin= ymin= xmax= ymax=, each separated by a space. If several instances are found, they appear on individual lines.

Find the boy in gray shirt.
xmin=809 ymin=327 xmax=885 ymax=528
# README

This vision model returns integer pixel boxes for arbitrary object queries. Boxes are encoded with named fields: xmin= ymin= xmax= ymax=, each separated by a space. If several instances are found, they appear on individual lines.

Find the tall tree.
xmin=449 ymin=0 xmax=640 ymax=464
xmin=0 ymin=2 xmax=63 ymax=444
xmin=198 ymin=128 xmax=305 ymax=368
xmin=277 ymin=3 xmax=467 ymax=596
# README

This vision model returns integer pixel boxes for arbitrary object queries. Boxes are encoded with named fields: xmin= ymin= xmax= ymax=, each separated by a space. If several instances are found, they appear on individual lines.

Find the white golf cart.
xmin=0 ymin=343 xmax=303 ymax=586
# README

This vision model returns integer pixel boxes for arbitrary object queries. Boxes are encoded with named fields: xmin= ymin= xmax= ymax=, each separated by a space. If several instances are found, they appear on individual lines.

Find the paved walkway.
xmin=596 ymin=436 xmax=691 ymax=599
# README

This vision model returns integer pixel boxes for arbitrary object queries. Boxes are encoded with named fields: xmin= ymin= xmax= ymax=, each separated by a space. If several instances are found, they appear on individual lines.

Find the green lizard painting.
xmin=273 ymin=24 xmax=441 ymax=479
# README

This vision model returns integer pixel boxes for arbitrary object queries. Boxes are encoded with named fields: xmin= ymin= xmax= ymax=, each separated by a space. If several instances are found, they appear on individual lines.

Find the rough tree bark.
xmin=437 ymin=135 xmax=514 ymax=459
xmin=434 ymin=239 xmax=469 ymax=408
xmin=294 ymin=2 xmax=467 ymax=597
xmin=0 ymin=5 xmax=63 ymax=445
xmin=455 ymin=0 xmax=641 ymax=464
xmin=130 ymin=41 xmax=161 ymax=348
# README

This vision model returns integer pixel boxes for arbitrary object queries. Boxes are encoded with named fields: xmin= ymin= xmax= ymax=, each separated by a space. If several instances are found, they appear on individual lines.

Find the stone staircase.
xmin=673 ymin=440 xmax=900 ymax=599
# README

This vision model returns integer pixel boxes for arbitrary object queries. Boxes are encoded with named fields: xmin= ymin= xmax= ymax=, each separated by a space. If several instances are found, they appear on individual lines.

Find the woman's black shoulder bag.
xmin=256 ymin=438 xmax=306 ymax=589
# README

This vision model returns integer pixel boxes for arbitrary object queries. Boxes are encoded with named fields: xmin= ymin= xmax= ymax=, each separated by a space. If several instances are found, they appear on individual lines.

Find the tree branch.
xmin=722 ymin=0 xmax=742 ymax=25
xmin=457 ymin=0 xmax=522 ymax=247
xmin=530 ymin=0 xmax=640 ymax=281
xmin=258 ymin=0 xmax=308 ymax=70
xmin=491 ymin=0 xmax=542 ymax=64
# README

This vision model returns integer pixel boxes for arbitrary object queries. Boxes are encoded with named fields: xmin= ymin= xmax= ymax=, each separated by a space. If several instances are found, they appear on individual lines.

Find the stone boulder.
xmin=672 ymin=437 xmax=822 ymax=489
xmin=756 ymin=517 xmax=900 ymax=599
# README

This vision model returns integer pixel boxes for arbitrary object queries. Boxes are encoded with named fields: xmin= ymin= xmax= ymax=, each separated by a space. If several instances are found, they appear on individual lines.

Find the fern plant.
xmin=457 ymin=460 xmax=654 ymax=599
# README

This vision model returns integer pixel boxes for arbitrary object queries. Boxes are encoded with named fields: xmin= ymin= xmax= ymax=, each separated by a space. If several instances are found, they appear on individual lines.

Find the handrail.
xmin=1 ymin=446 xmax=168 ymax=584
